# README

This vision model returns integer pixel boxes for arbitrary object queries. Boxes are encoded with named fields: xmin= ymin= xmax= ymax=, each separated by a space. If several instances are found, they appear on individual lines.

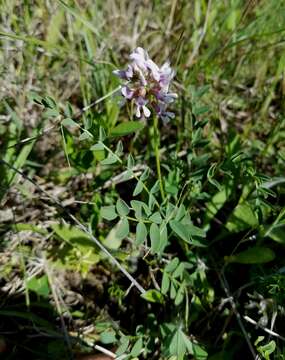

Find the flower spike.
xmin=113 ymin=47 xmax=177 ymax=121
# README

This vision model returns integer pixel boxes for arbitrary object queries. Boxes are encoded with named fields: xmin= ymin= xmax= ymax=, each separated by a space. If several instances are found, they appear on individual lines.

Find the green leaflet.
xmin=226 ymin=246 xmax=275 ymax=264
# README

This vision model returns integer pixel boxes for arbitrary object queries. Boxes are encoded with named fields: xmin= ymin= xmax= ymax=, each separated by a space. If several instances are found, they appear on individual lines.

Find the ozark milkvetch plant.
xmin=113 ymin=47 xmax=178 ymax=200
xmin=113 ymin=47 xmax=177 ymax=122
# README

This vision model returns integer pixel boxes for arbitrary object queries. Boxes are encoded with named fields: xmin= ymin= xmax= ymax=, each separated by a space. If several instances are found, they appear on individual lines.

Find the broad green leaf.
xmin=226 ymin=202 xmax=258 ymax=232
xmin=169 ymin=329 xmax=186 ymax=359
xmin=257 ymin=340 xmax=276 ymax=360
xmin=205 ymin=186 xmax=231 ymax=225
xmin=166 ymin=203 xmax=176 ymax=218
xmin=186 ymin=223 xmax=206 ymax=238
xmin=187 ymin=222 xmax=207 ymax=247
xmin=255 ymin=336 xmax=265 ymax=346
xmin=266 ymin=224 xmax=285 ymax=244
xmin=170 ymin=220 xmax=190 ymax=243
xmin=51 ymin=224 xmax=100 ymax=266
xmin=150 ymin=223 xmax=160 ymax=253
xmin=84 ymin=117 xmax=92 ymax=130
xmin=226 ymin=246 xmax=275 ymax=264
xmin=79 ymin=131 xmax=92 ymax=141
xmin=52 ymin=224 xmax=93 ymax=246
xmin=170 ymin=220 xmax=206 ymax=246
xmin=159 ymin=223 xmax=168 ymax=253
xmin=90 ymin=143 xmax=104 ymax=151
xmin=131 ymin=200 xmax=151 ymax=219
xmin=150 ymin=180 xmax=160 ymax=194
xmin=123 ymin=169 xmax=133 ymax=181
xmin=110 ymin=121 xmax=144 ymax=137
xmin=181 ymin=331 xmax=208 ymax=359
xmin=140 ymin=167 xmax=150 ymax=181
xmin=174 ymin=283 xmax=185 ymax=305
xmin=26 ymin=275 xmax=50 ymax=298
xmin=133 ymin=180 xmax=144 ymax=196
xmin=135 ymin=222 xmax=147 ymax=245
xmin=115 ymin=140 xmax=124 ymax=156
xmin=131 ymin=200 xmax=143 ymax=219
xmin=172 ymin=263 xmax=185 ymax=279
xmin=101 ymin=153 xmax=118 ymax=165
xmin=101 ymin=206 xmax=117 ymax=221
xmin=175 ymin=204 xmax=186 ymax=221
xmin=165 ymin=258 xmax=179 ymax=273
xmin=62 ymin=118 xmax=78 ymax=128
xmin=51 ymin=224 xmax=101 ymax=276
xmin=100 ymin=330 xmax=117 ymax=344
xmin=116 ymin=336 xmax=130 ymax=356
xmin=102 ymin=223 xmax=123 ymax=250
xmin=127 ymin=154 xmax=135 ymax=168
xmin=115 ymin=218 xmax=129 ymax=240
xmin=95 ymin=321 xmax=113 ymax=333
xmin=169 ymin=328 xmax=207 ymax=359
xmin=170 ymin=281 xmax=177 ymax=299
xmin=116 ymin=198 xmax=130 ymax=217
xmin=141 ymin=289 xmax=163 ymax=303
xmin=148 ymin=194 xmax=157 ymax=210
xmin=161 ymin=272 xmax=170 ymax=294
xmin=131 ymin=337 xmax=143 ymax=357
xmin=99 ymin=127 xmax=106 ymax=141
xmin=149 ymin=211 xmax=162 ymax=224
xmin=141 ymin=202 xmax=151 ymax=216
xmin=91 ymin=142 xmax=105 ymax=161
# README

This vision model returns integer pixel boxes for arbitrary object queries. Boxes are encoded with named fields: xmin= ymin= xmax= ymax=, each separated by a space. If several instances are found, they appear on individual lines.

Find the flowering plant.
xmin=113 ymin=47 xmax=177 ymax=122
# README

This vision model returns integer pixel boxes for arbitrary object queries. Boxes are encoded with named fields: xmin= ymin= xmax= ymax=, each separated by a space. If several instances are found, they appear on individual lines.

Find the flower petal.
xmin=113 ymin=69 xmax=127 ymax=80
xmin=121 ymin=86 xmax=134 ymax=99
xmin=130 ymin=47 xmax=149 ymax=70
xmin=125 ymin=65 xmax=134 ymax=79
xmin=143 ymin=105 xmax=151 ymax=118
xmin=135 ymin=105 xmax=141 ymax=118
xmin=146 ymin=59 xmax=160 ymax=81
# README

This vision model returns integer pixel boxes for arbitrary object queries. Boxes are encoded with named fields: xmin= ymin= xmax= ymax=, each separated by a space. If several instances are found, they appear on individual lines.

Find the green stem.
xmin=153 ymin=115 xmax=165 ymax=200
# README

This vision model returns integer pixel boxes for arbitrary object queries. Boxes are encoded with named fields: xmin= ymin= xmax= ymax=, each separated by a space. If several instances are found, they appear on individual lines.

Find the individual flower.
xmin=113 ymin=47 xmax=177 ymax=121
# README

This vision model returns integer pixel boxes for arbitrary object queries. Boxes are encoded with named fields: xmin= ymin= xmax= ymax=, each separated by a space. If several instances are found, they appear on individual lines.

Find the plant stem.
xmin=153 ymin=115 xmax=165 ymax=200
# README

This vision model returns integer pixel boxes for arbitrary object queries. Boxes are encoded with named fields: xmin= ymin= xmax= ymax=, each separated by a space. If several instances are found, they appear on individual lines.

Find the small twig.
xmin=270 ymin=310 xmax=278 ymax=339
xmin=7 ymin=120 xmax=61 ymax=149
xmin=149 ymin=268 xmax=160 ymax=291
xmin=94 ymin=344 xmax=129 ymax=360
xmin=243 ymin=315 xmax=285 ymax=341
xmin=0 ymin=159 xmax=146 ymax=295
xmin=79 ymin=86 xmax=121 ymax=114
xmin=94 ymin=345 xmax=116 ymax=358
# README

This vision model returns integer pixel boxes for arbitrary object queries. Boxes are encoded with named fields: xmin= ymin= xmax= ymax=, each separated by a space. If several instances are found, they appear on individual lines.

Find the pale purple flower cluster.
xmin=113 ymin=47 xmax=177 ymax=122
